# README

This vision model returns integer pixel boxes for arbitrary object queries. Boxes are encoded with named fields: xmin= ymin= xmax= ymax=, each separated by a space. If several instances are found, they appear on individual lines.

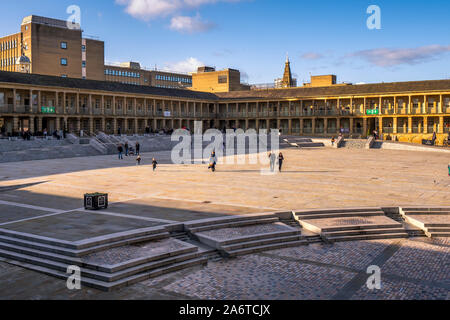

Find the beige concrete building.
xmin=104 ymin=62 xmax=192 ymax=89
xmin=0 ymin=16 xmax=105 ymax=81
xmin=191 ymin=67 xmax=250 ymax=93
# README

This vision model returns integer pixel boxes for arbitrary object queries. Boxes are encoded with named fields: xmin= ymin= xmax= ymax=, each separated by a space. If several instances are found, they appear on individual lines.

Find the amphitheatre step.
xmin=403 ymin=211 xmax=450 ymax=215
xmin=0 ymin=226 xmax=168 ymax=251
xmin=0 ymin=247 xmax=201 ymax=283
xmin=0 ymin=237 xmax=197 ymax=273
xmin=402 ymin=207 xmax=450 ymax=212
xmin=184 ymin=213 xmax=278 ymax=229
xmin=1 ymin=255 xmax=208 ymax=291
xmin=425 ymin=232 xmax=450 ymax=238
xmin=317 ymin=223 xmax=402 ymax=233
xmin=294 ymin=208 xmax=383 ymax=216
xmin=322 ymin=227 xmax=407 ymax=238
xmin=295 ymin=212 xmax=383 ymax=220
xmin=221 ymin=234 xmax=305 ymax=251
xmin=0 ymin=232 xmax=170 ymax=257
xmin=215 ymin=228 xmax=301 ymax=246
xmin=225 ymin=239 xmax=310 ymax=257
xmin=325 ymin=233 xmax=409 ymax=243
xmin=187 ymin=217 xmax=279 ymax=233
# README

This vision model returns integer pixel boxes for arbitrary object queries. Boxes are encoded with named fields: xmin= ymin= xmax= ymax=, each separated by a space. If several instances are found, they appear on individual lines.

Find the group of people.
xmin=117 ymin=142 xmax=158 ymax=171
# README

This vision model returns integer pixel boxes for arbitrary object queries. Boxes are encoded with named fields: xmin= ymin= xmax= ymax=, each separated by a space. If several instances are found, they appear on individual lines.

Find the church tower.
xmin=275 ymin=54 xmax=297 ymax=88
xmin=282 ymin=54 xmax=293 ymax=88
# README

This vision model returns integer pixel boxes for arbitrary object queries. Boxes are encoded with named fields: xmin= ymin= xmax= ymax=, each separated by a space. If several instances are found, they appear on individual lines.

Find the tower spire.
xmin=282 ymin=55 xmax=293 ymax=88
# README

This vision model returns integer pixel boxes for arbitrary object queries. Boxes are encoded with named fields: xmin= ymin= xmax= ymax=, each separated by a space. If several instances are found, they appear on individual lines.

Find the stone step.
xmin=296 ymin=212 xmax=383 ymax=220
xmin=402 ymin=207 xmax=450 ymax=212
xmin=225 ymin=239 xmax=310 ymax=257
xmin=295 ymin=208 xmax=383 ymax=216
xmin=319 ymin=223 xmax=402 ymax=233
xmin=0 ymin=232 xmax=169 ymax=257
xmin=0 ymin=238 xmax=197 ymax=273
xmin=185 ymin=214 xmax=277 ymax=229
xmin=0 ymin=247 xmax=201 ymax=283
xmin=2 ymin=255 xmax=208 ymax=291
xmin=221 ymin=234 xmax=305 ymax=251
xmin=322 ymin=228 xmax=407 ymax=238
xmin=188 ymin=217 xmax=280 ymax=233
xmin=217 ymin=229 xmax=301 ymax=247
xmin=425 ymin=232 xmax=450 ymax=238
xmin=404 ymin=211 xmax=450 ymax=215
xmin=0 ymin=226 xmax=167 ymax=250
xmin=325 ymin=233 xmax=409 ymax=243
xmin=426 ymin=227 xmax=450 ymax=232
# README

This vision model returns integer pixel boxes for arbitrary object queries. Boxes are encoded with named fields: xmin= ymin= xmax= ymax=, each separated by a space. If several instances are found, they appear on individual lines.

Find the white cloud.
xmin=169 ymin=14 xmax=215 ymax=33
xmin=116 ymin=0 xmax=239 ymax=21
xmin=301 ymin=52 xmax=323 ymax=60
xmin=164 ymin=57 xmax=204 ymax=73
xmin=351 ymin=45 xmax=450 ymax=67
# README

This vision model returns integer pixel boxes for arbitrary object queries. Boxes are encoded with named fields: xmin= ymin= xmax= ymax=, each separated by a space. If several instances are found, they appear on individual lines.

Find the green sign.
xmin=366 ymin=109 xmax=379 ymax=115
xmin=41 ymin=106 xmax=56 ymax=114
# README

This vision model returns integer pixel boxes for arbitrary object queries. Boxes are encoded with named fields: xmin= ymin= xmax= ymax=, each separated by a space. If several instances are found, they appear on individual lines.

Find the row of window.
xmin=105 ymin=69 xmax=141 ymax=78
xmin=155 ymin=74 xmax=191 ymax=84
xmin=0 ymin=39 xmax=18 ymax=52
xmin=0 ymin=57 xmax=18 ymax=67
xmin=155 ymin=84 xmax=184 ymax=89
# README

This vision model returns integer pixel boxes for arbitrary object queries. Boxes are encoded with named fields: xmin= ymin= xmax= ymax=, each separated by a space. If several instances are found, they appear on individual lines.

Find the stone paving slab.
xmin=301 ymin=215 xmax=401 ymax=228
xmin=197 ymin=222 xmax=296 ymax=241
xmin=404 ymin=214 xmax=450 ymax=225
xmin=81 ymin=238 xmax=193 ymax=268
xmin=1 ymin=211 xmax=165 ymax=242
xmin=0 ymin=204 xmax=52 ymax=224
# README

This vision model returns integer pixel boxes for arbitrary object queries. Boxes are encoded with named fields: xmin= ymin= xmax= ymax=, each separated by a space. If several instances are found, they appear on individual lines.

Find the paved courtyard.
xmin=0 ymin=147 xmax=448 ymax=299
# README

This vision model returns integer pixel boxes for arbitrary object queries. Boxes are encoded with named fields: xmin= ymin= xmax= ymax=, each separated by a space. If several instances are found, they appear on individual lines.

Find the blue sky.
xmin=1 ymin=0 xmax=449 ymax=84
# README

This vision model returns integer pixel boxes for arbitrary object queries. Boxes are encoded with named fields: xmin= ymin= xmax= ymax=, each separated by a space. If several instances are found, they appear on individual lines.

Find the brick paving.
xmin=301 ymin=216 xmax=400 ymax=228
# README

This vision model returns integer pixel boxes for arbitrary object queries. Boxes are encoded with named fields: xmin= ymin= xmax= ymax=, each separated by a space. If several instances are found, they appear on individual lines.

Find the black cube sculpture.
xmin=84 ymin=193 xmax=108 ymax=210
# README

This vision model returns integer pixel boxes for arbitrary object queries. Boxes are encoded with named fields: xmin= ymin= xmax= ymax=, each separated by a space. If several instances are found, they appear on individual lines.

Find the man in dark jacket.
xmin=118 ymin=145 xmax=124 ymax=160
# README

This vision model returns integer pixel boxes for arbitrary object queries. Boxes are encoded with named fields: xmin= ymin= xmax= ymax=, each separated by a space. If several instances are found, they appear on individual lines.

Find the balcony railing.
xmin=396 ymin=127 xmax=408 ymax=134
xmin=383 ymin=127 xmax=394 ymax=134
xmin=303 ymin=128 xmax=312 ymax=134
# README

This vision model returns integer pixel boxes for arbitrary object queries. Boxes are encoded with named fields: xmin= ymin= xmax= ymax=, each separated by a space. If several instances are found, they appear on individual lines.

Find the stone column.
xmin=134 ymin=98 xmax=137 ymax=116
xmin=29 ymin=116 xmax=35 ymax=133
xmin=337 ymin=118 xmax=341 ymax=134
xmin=439 ymin=95 xmax=443 ymax=114
xmin=124 ymin=118 xmax=129 ymax=133
xmin=439 ymin=116 xmax=444 ymax=134
xmin=56 ymin=117 xmax=61 ymax=131
xmin=311 ymin=118 xmax=316 ymax=135
xmin=423 ymin=117 xmax=428 ymax=134
xmin=378 ymin=117 xmax=383 ymax=136
xmin=37 ymin=116 xmax=43 ymax=132
xmin=101 ymin=118 xmax=106 ymax=132
xmin=112 ymin=118 xmax=117 ymax=134
xmin=13 ymin=116 xmax=19 ymax=132
xmin=12 ymin=89 xmax=17 ymax=113
xmin=89 ymin=117 xmax=94 ymax=134
xmin=324 ymin=118 xmax=328 ymax=135
xmin=112 ymin=96 xmax=116 ymax=116
xmin=349 ymin=118 xmax=354 ymax=134
xmin=76 ymin=93 xmax=80 ymax=114
xmin=362 ymin=118 xmax=367 ymax=137
xmin=62 ymin=92 xmax=66 ymax=115
xmin=288 ymin=119 xmax=292 ymax=135
xmin=408 ymin=117 xmax=412 ymax=133
xmin=300 ymin=119 xmax=304 ymax=135
xmin=29 ymin=90 xmax=33 ymax=113
xmin=393 ymin=117 xmax=398 ymax=134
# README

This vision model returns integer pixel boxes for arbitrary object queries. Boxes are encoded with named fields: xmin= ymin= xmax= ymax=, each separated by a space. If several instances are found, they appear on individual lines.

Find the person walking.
xmin=331 ymin=137 xmax=336 ymax=147
xmin=269 ymin=152 xmax=276 ymax=172
xmin=117 ymin=144 xmax=124 ymax=160
xmin=136 ymin=155 xmax=142 ymax=165
xmin=125 ymin=142 xmax=129 ymax=157
xmin=135 ymin=141 xmax=140 ymax=156
xmin=152 ymin=158 xmax=158 ymax=171
xmin=278 ymin=152 xmax=285 ymax=172
xmin=208 ymin=151 xmax=218 ymax=172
